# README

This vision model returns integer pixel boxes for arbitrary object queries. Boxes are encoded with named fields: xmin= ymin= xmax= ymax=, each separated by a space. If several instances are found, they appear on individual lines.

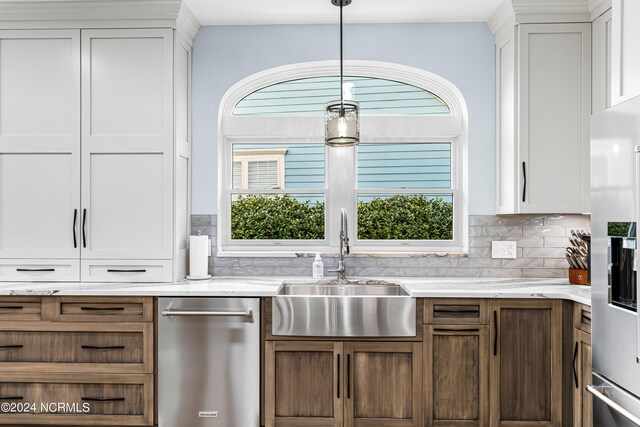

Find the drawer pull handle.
xmin=80 ymin=307 xmax=125 ymax=311
xmin=581 ymin=313 xmax=592 ymax=325
xmin=0 ymin=306 xmax=23 ymax=310
xmin=81 ymin=345 xmax=125 ymax=350
xmin=0 ymin=345 xmax=23 ymax=349
xmin=73 ymin=208 xmax=78 ymax=248
xmin=434 ymin=308 xmax=479 ymax=313
xmin=434 ymin=328 xmax=480 ymax=333
xmin=16 ymin=268 xmax=55 ymax=272
xmin=106 ymin=269 xmax=147 ymax=273
xmin=0 ymin=396 xmax=23 ymax=400
xmin=81 ymin=397 xmax=125 ymax=402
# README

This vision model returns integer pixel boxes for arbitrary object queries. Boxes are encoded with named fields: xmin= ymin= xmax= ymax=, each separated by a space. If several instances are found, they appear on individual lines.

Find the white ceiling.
xmin=183 ymin=0 xmax=505 ymax=26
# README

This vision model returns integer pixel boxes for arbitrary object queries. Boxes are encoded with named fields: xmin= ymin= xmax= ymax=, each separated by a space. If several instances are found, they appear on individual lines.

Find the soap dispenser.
xmin=312 ymin=253 xmax=324 ymax=279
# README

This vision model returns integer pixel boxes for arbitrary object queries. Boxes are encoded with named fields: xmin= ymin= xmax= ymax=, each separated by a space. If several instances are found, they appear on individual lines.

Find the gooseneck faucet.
xmin=329 ymin=208 xmax=350 ymax=281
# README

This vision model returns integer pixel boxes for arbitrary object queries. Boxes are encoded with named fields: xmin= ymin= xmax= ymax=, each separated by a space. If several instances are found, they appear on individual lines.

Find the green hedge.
xmin=231 ymin=194 xmax=453 ymax=241
xmin=231 ymin=195 xmax=325 ymax=240
xmin=358 ymin=195 xmax=453 ymax=240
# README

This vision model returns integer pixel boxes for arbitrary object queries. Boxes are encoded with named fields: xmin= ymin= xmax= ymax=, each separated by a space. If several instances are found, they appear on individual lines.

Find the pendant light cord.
xmin=340 ymin=2 xmax=344 ymax=108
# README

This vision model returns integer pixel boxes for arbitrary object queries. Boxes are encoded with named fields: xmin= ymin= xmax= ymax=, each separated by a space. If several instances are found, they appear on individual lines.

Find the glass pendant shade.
xmin=325 ymin=100 xmax=359 ymax=146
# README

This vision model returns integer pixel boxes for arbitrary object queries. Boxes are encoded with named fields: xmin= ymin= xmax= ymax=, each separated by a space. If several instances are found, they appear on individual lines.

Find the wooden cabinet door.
xmin=425 ymin=325 xmax=489 ymax=427
xmin=344 ymin=342 xmax=422 ymax=427
xmin=264 ymin=341 xmax=342 ymax=427
xmin=0 ymin=30 xmax=80 ymax=261
xmin=490 ymin=300 xmax=563 ymax=427
xmin=573 ymin=329 xmax=592 ymax=427
xmin=80 ymin=29 xmax=173 ymax=261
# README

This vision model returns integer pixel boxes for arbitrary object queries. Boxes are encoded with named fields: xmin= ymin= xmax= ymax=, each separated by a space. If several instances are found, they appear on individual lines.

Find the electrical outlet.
xmin=492 ymin=241 xmax=517 ymax=259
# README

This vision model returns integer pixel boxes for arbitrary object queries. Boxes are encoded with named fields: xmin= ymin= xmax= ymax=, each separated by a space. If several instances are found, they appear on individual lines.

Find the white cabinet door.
xmin=0 ymin=30 xmax=80 ymax=259
xmin=496 ymin=29 xmax=517 ymax=214
xmin=81 ymin=29 xmax=173 ymax=260
xmin=611 ymin=0 xmax=640 ymax=105
xmin=517 ymin=24 xmax=591 ymax=214
xmin=593 ymin=9 xmax=613 ymax=114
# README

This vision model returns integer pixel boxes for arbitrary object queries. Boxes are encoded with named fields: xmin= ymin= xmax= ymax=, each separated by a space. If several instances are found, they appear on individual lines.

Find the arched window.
xmin=218 ymin=61 xmax=468 ymax=255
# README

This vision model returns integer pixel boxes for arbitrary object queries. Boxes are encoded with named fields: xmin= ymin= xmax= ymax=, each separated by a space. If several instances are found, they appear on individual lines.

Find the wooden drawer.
xmin=0 ymin=373 xmax=153 ymax=425
xmin=0 ymin=259 xmax=79 ymax=282
xmin=574 ymin=303 xmax=592 ymax=334
xmin=81 ymin=260 xmax=171 ymax=283
xmin=424 ymin=298 xmax=489 ymax=324
xmin=0 ymin=297 xmax=41 ymax=321
xmin=0 ymin=322 xmax=153 ymax=374
xmin=50 ymin=297 xmax=153 ymax=322
xmin=0 ymin=331 xmax=143 ymax=364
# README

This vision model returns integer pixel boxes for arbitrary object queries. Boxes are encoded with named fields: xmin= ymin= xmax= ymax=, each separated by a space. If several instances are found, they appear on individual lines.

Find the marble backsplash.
xmin=191 ymin=214 xmax=590 ymax=278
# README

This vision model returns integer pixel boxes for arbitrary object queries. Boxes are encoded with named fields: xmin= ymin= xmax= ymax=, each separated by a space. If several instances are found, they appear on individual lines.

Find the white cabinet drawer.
xmin=0 ymin=260 xmax=79 ymax=282
xmin=81 ymin=260 xmax=171 ymax=283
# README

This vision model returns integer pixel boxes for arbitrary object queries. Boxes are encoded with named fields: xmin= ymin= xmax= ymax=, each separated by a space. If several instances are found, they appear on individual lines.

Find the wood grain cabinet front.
xmin=0 ymin=373 xmax=153 ymax=426
xmin=0 ymin=296 xmax=155 ymax=425
xmin=264 ymin=341 xmax=422 ymax=427
xmin=573 ymin=304 xmax=592 ymax=427
xmin=489 ymin=300 xmax=563 ymax=427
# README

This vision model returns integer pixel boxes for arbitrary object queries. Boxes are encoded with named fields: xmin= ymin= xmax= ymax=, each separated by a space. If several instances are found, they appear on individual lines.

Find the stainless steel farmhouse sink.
xmin=272 ymin=279 xmax=416 ymax=337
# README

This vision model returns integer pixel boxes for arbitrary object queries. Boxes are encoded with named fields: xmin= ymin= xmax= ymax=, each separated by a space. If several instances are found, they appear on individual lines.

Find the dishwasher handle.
xmin=587 ymin=385 xmax=640 ymax=426
xmin=161 ymin=303 xmax=254 ymax=322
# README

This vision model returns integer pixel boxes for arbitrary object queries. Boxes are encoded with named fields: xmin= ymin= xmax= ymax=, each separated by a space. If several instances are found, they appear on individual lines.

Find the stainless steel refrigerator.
xmin=591 ymin=94 xmax=640 ymax=425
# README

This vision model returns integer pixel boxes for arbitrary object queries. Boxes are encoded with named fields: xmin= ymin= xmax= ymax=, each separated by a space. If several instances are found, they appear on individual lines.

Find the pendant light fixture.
xmin=325 ymin=0 xmax=359 ymax=146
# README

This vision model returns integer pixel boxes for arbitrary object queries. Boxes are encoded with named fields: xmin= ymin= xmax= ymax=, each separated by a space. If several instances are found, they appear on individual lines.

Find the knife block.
xmin=569 ymin=268 xmax=589 ymax=285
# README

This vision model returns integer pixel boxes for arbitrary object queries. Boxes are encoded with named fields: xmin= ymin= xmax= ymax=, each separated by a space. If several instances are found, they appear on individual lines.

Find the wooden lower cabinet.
xmin=264 ymin=341 xmax=422 ymax=427
xmin=573 ymin=303 xmax=592 ymax=427
xmin=0 ymin=296 xmax=154 ymax=426
xmin=424 ymin=325 xmax=489 ymax=426
xmin=489 ymin=299 xmax=563 ymax=427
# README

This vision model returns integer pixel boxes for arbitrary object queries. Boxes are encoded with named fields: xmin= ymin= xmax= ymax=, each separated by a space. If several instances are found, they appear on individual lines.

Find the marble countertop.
xmin=0 ymin=277 xmax=591 ymax=306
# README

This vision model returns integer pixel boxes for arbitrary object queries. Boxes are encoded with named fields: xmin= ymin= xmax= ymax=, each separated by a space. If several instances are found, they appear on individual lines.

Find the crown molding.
xmin=589 ymin=0 xmax=611 ymax=20
xmin=488 ymin=0 xmax=515 ymax=41
xmin=0 ymin=0 xmax=194 ymax=29
xmin=177 ymin=2 xmax=200 ymax=45
xmin=488 ymin=0 xmax=593 ymax=39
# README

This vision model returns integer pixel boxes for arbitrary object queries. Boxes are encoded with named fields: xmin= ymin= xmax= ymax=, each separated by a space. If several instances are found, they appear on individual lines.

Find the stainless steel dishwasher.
xmin=158 ymin=298 xmax=260 ymax=427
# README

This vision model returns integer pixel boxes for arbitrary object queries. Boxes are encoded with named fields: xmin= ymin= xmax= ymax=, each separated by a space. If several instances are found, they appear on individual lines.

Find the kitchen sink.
xmin=272 ymin=279 xmax=416 ymax=337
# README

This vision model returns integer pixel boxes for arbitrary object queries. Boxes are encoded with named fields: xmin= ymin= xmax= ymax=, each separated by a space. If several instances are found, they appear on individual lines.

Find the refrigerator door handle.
xmin=587 ymin=385 xmax=640 ymax=426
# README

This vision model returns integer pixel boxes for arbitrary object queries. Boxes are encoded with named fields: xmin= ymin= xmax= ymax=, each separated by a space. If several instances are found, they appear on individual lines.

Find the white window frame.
xmin=217 ymin=60 xmax=469 ymax=256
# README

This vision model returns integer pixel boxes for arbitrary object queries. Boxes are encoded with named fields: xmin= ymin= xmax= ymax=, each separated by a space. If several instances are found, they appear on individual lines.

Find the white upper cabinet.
xmin=81 ymin=29 xmax=173 ymax=261
xmin=496 ymin=24 xmax=591 ymax=214
xmin=611 ymin=0 xmax=640 ymax=105
xmin=592 ymin=9 xmax=613 ymax=114
xmin=0 ymin=30 xmax=80 ymax=267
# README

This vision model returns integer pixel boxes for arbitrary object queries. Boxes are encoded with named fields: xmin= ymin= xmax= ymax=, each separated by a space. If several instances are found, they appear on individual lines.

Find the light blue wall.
xmin=192 ymin=23 xmax=496 ymax=215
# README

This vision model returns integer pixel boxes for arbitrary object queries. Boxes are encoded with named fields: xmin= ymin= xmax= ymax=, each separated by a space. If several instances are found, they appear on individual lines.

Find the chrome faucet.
xmin=329 ymin=208 xmax=350 ymax=281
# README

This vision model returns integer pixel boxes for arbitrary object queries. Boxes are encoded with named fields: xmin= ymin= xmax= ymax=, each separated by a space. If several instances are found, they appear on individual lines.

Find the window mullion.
xmin=326 ymin=146 xmax=356 ymax=250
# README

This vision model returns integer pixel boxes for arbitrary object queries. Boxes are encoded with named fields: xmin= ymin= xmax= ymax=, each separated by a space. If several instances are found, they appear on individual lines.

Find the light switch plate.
xmin=492 ymin=241 xmax=517 ymax=259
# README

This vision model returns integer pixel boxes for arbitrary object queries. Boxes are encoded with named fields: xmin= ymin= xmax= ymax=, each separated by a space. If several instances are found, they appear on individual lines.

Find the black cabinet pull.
xmin=16 ymin=268 xmax=55 ymax=272
xmin=0 ymin=345 xmax=23 ymax=349
xmin=573 ymin=341 xmax=579 ymax=389
xmin=522 ymin=162 xmax=527 ymax=203
xmin=346 ymin=354 xmax=351 ymax=399
xmin=81 ymin=345 xmax=125 ymax=350
xmin=493 ymin=310 xmax=498 ymax=356
xmin=73 ymin=208 xmax=78 ymax=248
xmin=82 ymin=208 xmax=87 ymax=248
xmin=81 ymin=397 xmax=125 ymax=402
xmin=0 ymin=396 xmax=23 ymax=400
xmin=434 ymin=328 xmax=480 ymax=333
xmin=80 ymin=306 xmax=125 ymax=311
xmin=337 ymin=354 xmax=341 ymax=399
xmin=581 ymin=313 xmax=592 ymax=325
xmin=106 ymin=269 xmax=147 ymax=273
xmin=0 ymin=306 xmax=23 ymax=310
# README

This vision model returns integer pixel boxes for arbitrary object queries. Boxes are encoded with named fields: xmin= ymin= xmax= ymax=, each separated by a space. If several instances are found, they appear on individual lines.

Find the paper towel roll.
xmin=188 ymin=235 xmax=210 ymax=279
